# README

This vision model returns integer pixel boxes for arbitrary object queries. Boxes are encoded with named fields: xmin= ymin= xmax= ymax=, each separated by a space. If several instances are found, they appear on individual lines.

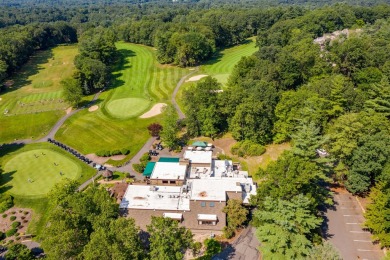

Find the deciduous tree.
xmin=147 ymin=216 xmax=193 ymax=260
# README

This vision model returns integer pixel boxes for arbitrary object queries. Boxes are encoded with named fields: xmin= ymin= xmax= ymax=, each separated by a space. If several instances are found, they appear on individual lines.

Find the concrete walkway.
xmin=171 ymin=67 xmax=198 ymax=119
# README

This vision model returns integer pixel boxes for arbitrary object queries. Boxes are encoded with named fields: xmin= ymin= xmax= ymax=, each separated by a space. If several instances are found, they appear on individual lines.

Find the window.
xmin=198 ymin=220 xmax=216 ymax=226
xmin=162 ymin=180 xmax=168 ymax=184
xmin=201 ymin=202 xmax=206 ymax=207
xmin=169 ymin=180 xmax=176 ymax=184
xmin=209 ymin=202 xmax=215 ymax=207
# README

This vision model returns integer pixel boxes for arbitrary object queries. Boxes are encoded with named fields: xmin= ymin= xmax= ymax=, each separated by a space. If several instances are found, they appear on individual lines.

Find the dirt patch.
xmin=85 ymin=154 xmax=126 ymax=165
xmin=186 ymin=74 xmax=208 ymax=82
xmin=0 ymin=207 xmax=33 ymax=242
xmin=140 ymin=103 xmax=167 ymax=118
xmin=88 ymin=105 xmax=99 ymax=112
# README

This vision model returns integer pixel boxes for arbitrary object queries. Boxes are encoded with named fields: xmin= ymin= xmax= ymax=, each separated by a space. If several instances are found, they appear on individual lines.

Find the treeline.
xmin=116 ymin=8 xmax=288 ymax=66
xmin=182 ymin=5 xmax=390 ymax=257
xmin=0 ymin=22 xmax=77 ymax=85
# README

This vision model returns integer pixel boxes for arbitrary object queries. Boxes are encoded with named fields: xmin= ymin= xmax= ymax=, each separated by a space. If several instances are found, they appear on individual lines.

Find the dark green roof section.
xmin=192 ymin=141 xmax=208 ymax=147
xmin=158 ymin=157 xmax=180 ymax=163
xmin=143 ymin=162 xmax=156 ymax=176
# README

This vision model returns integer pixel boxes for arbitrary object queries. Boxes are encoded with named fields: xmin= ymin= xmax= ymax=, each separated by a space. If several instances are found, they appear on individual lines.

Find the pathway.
xmin=171 ymin=67 xmax=199 ymax=119
xmin=214 ymin=226 xmax=260 ymax=260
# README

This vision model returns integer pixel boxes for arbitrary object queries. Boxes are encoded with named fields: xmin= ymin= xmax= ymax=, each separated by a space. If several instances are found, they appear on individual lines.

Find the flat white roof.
xmin=163 ymin=213 xmax=183 ymax=219
xmin=189 ymin=178 xmax=256 ymax=202
xmin=184 ymin=150 xmax=212 ymax=164
xmin=198 ymin=214 xmax=217 ymax=221
xmin=120 ymin=185 xmax=190 ymax=211
xmin=150 ymin=162 xmax=187 ymax=180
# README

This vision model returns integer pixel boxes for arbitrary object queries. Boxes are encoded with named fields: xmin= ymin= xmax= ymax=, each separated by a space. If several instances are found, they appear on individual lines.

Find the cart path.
xmin=171 ymin=67 xmax=199 ymax=119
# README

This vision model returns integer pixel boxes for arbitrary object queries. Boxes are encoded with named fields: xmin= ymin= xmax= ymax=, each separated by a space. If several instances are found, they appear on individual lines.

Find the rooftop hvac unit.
xmin=149 ymin=186 xmax=157 ymax=191
xmin=182 ymin=185 xmax=188 ymax=193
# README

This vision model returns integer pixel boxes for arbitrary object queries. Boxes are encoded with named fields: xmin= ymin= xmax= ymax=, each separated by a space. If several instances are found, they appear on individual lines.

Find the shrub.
xmin=110 ymin=150 xmax=121 ymax=156
xmin=23 ymin=211 xmax=28 ymax=215
xmin=2 ymin=214 xmax=7 ymax=218
xmin=11 ymin=222 xmax=21 ymax=228
xmin=21 ymin=216 xmax=25 ymax=220
xmin=11 ymin=211 xmax=15 ymax=214
xmin=230 ymin=140 xmax=266 ymax=157
xmin=223 ymin=226 xmax=235 ymax=239
xmin=10 ymin=216 xmax=16 ymax=221
xmin=15 ymin=236 xmax=21 ymax=241
xmin=217 ymin=154 xmax=232 ymax=160
xmin=0 ymin=232 xmax=5 ymax=241
xmin=140 ymin=153 xmax=151 ymax=163
xmin=133 ymin=163 xmax=145 ymax=173
xmin=120 ymin=148 xmax=130 ymax=155
xmin=18 ymin=210 xmax=22 ymax=213
xmin=6 ymin=228 xmax=17 ymax=237
xmin=23 ymin=220 xmax=28 ymax=223
xmin=0 ymin=194 xmax=13 ymax=213
xmin=96 ymin=150 xmax=110 ymax=157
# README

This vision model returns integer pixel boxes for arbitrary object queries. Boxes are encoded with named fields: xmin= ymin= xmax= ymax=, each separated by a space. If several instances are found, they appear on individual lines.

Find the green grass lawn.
xmin=106 ymin=97 xmax=151 ymax=119
xmin=176 ymin=38 xmax=257 ymax=112
xmin=0 ymin=143 xmax=95 ymax=197
xmin=201 ymin=37 xmax=257 ymax=85
xmin=0 ymin=45 xmax=78 ymax=143
xmin=4 ymin=149 xmax=80 ymax=196
xmin=57 ymin=42 xmax=188 ymax=153
xmin=0 ymin=142 xmax=96 ymax=236
xmin=103 ymin=42 xmax=189 ymax=119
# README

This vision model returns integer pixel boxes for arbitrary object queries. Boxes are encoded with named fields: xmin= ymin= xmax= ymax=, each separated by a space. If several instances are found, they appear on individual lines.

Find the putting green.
xmin=106 ymin=97 xmax=151 ymax=118
xmin=3 ymin=149 xmax=81 ymax=197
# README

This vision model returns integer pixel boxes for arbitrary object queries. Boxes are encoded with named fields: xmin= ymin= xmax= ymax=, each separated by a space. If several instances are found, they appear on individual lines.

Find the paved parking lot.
xmin=326 ymin=191 xmax=384 ymax=260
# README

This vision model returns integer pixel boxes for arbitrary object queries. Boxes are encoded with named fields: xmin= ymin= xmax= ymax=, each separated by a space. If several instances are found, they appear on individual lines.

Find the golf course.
xmin=55 ymin=42 xmax=189 ymax=154
xmin=0 ymin=45 xmax=78 ymax=143
xmin=0 ymin=37 xmax=263 ymax=241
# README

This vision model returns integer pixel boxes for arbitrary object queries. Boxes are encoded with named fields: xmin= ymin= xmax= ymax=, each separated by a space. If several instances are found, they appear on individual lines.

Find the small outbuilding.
xmin=103 ymin=169 xmax=113 ymax=180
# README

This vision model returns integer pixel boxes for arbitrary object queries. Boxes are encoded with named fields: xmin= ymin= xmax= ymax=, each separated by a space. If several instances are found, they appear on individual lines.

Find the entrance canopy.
xmin=143 ymin=162 xmax=156 ymax=177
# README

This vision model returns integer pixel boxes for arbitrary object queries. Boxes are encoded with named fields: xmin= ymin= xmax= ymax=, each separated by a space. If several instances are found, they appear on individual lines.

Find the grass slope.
xmin=201 ymin=37 xmax=257 ymax=85
xmin=105 ymin=42 xmax=188 ymax=119
xmin=176 ymin=38 xmax=257 ymax=110
xmin=0 ymin=142 xmax=95 ymax=236
xmin=0 ymin=45 xmax=78 ymax=143
xmin=57 ymin=42 xmax=188 ymax=153
xmin=4 ymin=149 xmax=80 ymax=196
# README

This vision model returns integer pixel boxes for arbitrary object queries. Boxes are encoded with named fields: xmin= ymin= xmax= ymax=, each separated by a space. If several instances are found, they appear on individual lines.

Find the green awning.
xmin=158 ymin=157 xmax=180 ymax=163
xmin=192 ymin=141 xmax=208 ymax=147
xmin=143 ymin=162 xmax=156 ymax=176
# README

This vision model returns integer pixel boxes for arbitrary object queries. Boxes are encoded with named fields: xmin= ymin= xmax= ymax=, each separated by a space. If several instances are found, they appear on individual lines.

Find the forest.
xmin=1 ymin=0 xmax=390 ymax=259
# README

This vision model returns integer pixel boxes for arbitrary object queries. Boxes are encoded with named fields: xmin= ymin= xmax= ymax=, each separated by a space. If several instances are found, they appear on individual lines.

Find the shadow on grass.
xmin=0 ymin=170 xmax=16 ymax=194
xmin=2 ymin=49 xmax=54 ymax=95
xmin=109 ymin=48 xmax=136 ymax=90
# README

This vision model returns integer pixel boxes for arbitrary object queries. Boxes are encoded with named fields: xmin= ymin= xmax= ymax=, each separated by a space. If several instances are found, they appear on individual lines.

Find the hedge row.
xmin=133 ymin=153 xmax=151 ymax=173
xmin=231 ymin=140 xmax=266 ymax=157
xmin=0 ymin=194 xmax=13 ymax=213
xmin=96 ymin=148 xmax=130 ymax=157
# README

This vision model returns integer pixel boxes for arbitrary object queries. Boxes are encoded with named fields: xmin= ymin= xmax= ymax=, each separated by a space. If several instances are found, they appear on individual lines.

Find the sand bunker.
xmin=186 ymin=74 xmax=208 ymax=82
xmin=88 ymin=105 xmax=98 ymax=112
xmin=140 ymin=103 xmax=167 ymax=118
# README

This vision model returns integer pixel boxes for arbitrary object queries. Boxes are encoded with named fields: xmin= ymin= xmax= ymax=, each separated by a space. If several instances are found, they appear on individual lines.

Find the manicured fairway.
xmin=106 ymin=98 xmax=151 ymax=118
xmin=57 ymin=42 xmax=188 ymax=153
xmin=4 ymin=149 xmax=80 ymax=196
xmin=0 ymin=44 xmax=78 ymax=143
xmin=200 ymin=37 xmax=257 ymax=85
xmin=104 ymin=42 xmax=188 ymax=119
xmin=176 ymin=38 xmax=257 ymax=111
